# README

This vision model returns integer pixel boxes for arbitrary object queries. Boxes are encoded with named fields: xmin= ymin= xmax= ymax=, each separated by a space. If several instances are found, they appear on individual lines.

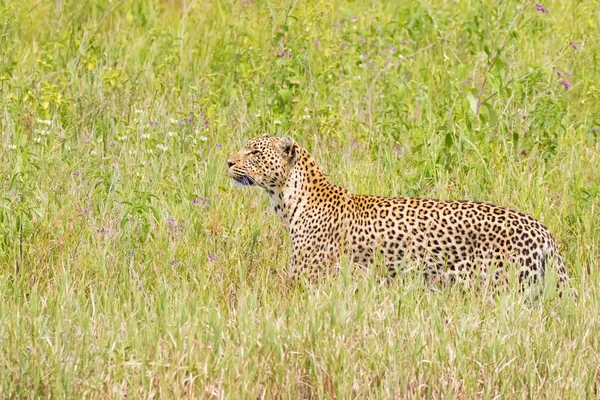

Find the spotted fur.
xmin=227 ymin=135 xmax=569 ymax=290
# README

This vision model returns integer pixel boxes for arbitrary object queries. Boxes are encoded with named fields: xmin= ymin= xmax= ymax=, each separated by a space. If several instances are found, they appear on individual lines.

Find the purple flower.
xmin=173 ymin=225 xmax=178 ymax=232
xmin=167 ymin=217 xmax=176 ymax=226
xmin=351 ymin=16 xmax=357 ymax=21
xmin=83 ymin=209 xmax=89 ymax=214
xmin=572 ymin=43 xmax=578 ymax=50
xmin=216 ymin=143 xmax=222 ymax=147
xmin=592 ymin=127 xmax=598 ymax=132
xmin=26 ymin=347 xmax=31 ymax=351
xmin=556 ymin=71 xmax=562 ymax=77
xmin=562 ymin=81 xmax=570 ymax=89
xmin=401 ymin=40 xmax=409 ymax=45
xmin=187 ymin=117 xmax=193 ymax=123
xmin=208 ymin=254 xmax=216 ymax=261
xmin=149 ymin=121 xmax=158 ymax=126
xmin=288 ymin=52 xmax=293 ymax=59
xmin=192 ymin=198 xmax=201 ymax=204
xmin=340 ymin=41 xmax=346 ymax=48
xmin=279 ymin=50 xmax=285 ymax=57
xmin=536 ymin=4 xmax=549 ymax=13
xmin=72 ymin=171 xmax=80 ymax=176
xmin=315 ymin=40 xmax=320 ymax=46
xmin=390 ymin=47 xmax=397 ymax=53
xmin=204 ymin=198 xmax=210 ymax=204
xmin=50 ymin=187 xmax=55 ymax=191
xmin=138 ymin=285 xmax=142 ymax=290
xmin=170 ymin=259 xmax=176 ymax=264
xmin=394 ymin=145 xmax=404 ymax=157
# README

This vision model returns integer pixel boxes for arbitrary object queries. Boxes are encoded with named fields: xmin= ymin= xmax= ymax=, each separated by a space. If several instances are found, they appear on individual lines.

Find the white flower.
xmin=97 ymin=137 xmax=103 ymax=143
xmin=135 ymin=109 xmax=142 ymax=114
xmin=37 ymin=119 xmax=51 ymax=126
xmin=9 ymin=144 xmax=17 ymax=150
xmin=254 ymin=113 xmax=261 ymax=118
xmin=141 ymin=133 xmax=150 ymax=139
xmin=33 ymin=137 xmax=42 ymax=143
xmin=156 ymin=144 xmax=168 ymax=152
xmin=199 ymin=136 xmax=208 ymax=142
xmin=167 ymin=131 xmax=176 ymax=137
xmin=274 ymin=120 xmax=282 ymax=125
xmin=302 ymin=114 xmax=310 ymax=120
xmin=170 ymin=118 xmax=178 ymax=124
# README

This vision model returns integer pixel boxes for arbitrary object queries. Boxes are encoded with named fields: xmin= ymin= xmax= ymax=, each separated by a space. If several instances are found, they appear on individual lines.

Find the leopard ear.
xmin=279 ymin=137 xmax=298 ymax=165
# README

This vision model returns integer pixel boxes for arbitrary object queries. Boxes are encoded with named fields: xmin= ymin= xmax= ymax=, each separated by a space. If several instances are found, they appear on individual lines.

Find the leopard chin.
xmin=232 ymin=175 xmax=257 ymax=187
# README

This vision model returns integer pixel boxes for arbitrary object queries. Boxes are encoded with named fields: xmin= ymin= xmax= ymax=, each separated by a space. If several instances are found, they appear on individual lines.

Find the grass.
xmin=1 ymin=0 xmax=599 ymax=397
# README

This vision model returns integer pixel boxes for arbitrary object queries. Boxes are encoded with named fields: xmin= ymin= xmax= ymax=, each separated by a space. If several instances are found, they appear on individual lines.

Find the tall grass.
xmin=1 ymin=0 xmax=599 ymax=397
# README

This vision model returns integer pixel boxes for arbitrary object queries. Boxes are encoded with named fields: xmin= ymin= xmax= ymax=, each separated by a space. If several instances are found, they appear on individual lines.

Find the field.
xmin=1 ymin=0 xmax=600 ymax=397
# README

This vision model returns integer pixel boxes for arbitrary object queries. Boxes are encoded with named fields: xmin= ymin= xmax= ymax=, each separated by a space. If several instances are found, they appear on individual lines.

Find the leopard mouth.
xmin=232 ymin=175 xmax=257 ymax=187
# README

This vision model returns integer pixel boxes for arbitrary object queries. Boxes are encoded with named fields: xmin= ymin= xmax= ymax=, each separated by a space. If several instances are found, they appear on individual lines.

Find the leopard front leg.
xmin=289 ymin=233 xmax=342 ymax=283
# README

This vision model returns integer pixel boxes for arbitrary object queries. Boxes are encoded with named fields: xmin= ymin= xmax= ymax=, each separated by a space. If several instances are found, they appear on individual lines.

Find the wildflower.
xmin=204 ymin=198 xmax=210 ymax=204
xmin=50 ymin=187 xmax=55 ymax=191
xmin=279 ymin=50 xmax=285 ymax=57
xmin=315 ymin=40 xmax=320 ymax=46
xmin=274 ymin=119 xmax=282 ymax=125
xmin=216 ymin=143 xmax=222 ymax=147
xmin=592 ymin=127 xmax=598 ymax=132
xmin=572 ymin=43 xmax=578 ymax=50
xmin=351 ymin=16 xmax=357 ymax=21
xmin=401 ymin=40 xmax=409 ymax=45
xmin=149 ymin=121 xmax=157 ymax=126
xmin=556 ymin=71 xmax=562 ymax=77
xmin=141 ymin=133 xmax=150 ymax=139
xmin=167 ymin=131 xmax=175 ymax=137
xmin=192 ymin=198 xmax=201 ymax=204
xmin=170 ymin=118 xmax=178 ymax=124
xmin=135 ymin=109 xmax=142 ymax=114
xmin=341 ymin=41 xmax=346 ymax=48
xmin=390 ymin=47 xmax=397 ymax=53
xmin=84 ymin=209 xmax=89 ymax=214
xmin=562 ymin=81 xmax=570 ymax=89
xmin=394 ymin=144 xmax=404 ymax=157
xmin=288 ymin=52 xmax=293 ymax=59
xmin=208 ymin=254 xmax=216 ymax=261
xmin=72 ymin=172 xmax=80 ymax=176
xmin=187 ymin=117 xmax=193 ymax=123
xmin=9 ymin=144 xmax=17 ymax=150
xmin=535 ymin=4 xmax=549 ymax=13
xmin=138 ymin=285 xmax=142 ymax=290
xmin=173 ymin=225 xmax=178 ymax=232
xmin=167 ymin=217 xmax=176 ymax=226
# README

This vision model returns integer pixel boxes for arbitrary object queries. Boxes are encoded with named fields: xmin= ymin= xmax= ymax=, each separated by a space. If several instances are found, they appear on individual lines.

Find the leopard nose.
xmin=227 ymin=160 xmax=235 ymax=169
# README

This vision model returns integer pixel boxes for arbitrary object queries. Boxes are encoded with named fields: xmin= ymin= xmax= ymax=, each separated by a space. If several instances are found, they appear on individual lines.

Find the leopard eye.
xmin=249 ymin=149 xmax=261 ymax=156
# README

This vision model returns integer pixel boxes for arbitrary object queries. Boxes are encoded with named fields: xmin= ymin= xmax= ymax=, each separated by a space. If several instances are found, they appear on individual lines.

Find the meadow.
xmin=1 ymin=0 xmax=599 ymax=397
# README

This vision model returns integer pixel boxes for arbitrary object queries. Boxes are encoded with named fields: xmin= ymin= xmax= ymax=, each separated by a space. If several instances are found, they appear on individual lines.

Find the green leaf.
xmin=279 ymin=89 xmax=291 ymax=104
xmin=467 ymin=92 xmax=479 ymax=115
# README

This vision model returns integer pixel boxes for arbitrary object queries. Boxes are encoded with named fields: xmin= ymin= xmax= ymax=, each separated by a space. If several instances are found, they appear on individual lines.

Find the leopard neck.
xmin=266 ymin=147 xmax=331 ymax=228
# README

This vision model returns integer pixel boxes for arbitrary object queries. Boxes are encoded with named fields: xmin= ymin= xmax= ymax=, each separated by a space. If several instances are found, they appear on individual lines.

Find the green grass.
xmin=1 ymin=0 xmax=599 ymax=397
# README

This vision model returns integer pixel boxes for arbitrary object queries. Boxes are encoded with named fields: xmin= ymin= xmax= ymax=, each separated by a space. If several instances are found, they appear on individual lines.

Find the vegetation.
xmin=1 ymin=0 xmax=599 ymax=397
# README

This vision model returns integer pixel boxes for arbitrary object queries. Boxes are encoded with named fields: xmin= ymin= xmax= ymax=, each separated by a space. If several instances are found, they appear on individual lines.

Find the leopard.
xmin=227 ymin=135 xmax=569 ymax=292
